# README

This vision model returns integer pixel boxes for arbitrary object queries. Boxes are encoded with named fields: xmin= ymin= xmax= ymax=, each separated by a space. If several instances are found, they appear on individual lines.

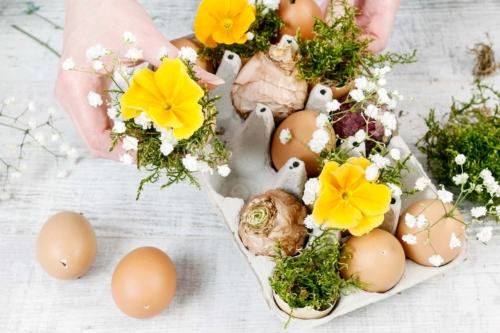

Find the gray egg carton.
xmin=200 ymin=51 xmax=468 ymax=328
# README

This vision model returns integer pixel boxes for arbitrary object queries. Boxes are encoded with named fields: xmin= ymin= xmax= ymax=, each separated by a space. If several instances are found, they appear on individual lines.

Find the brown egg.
xmin=341 ymin=229 xmax=406 ymax=293
xmin=111 ymin=247 xmax=177 ymax=319
xmin=276 ymin=0 xmax=324 ymax=41
xmin=36 ymin=211 xmax=97 ymax=280
xmin=170 ymin=38 xmax=214 ymax=73
xmin=397 ymin=199 xmax=465 ymax=267
xmin=271 ymin=110 xmax=335 ymax=177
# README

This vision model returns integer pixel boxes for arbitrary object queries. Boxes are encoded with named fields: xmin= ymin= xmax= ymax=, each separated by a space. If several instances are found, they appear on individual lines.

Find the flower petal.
xmin=350 ymin=182 xmax=391 ymax=216
xmin=148 ymin=106 xmax=183 ymax=129
xmin=348 ymin=214 xmax=385 ymax=236
xmin=171 ymin=101 xmax=204 ymax=139
xmin=313 ymin=184 xmax=361 ymax=229
xmin=332 ymin=163 xmax=366 ymax=191
xmin=347 ymin=157 xmax=371 ymax=170
xmin=194 ymin=13 xmax=220 ymax=48
xmin=318 ymin=161 xmax=340 ymax=192
xmin=120 ymin=68 xmax=163 ymax=119
xmin=212 ymin=27 xmax=236 ymax=45
xmin=230 ymin=7 xmax=255 ymax=41
xmin=154 ymin=58 xmax=184 ymax=101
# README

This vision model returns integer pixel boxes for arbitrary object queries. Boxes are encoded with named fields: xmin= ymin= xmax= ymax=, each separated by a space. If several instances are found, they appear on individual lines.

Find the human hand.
xmin=321 ymin=0 xmax=402 ymax=53
xmin=55 ymin=0 xmax=223 ymax=160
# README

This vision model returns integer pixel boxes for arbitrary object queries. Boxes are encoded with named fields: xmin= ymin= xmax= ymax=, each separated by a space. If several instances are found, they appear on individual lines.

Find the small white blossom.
xmin=364 ymin=104 xmax=380 ymax=119
xmin=380 ymin=66 xmax=392 ymax=75
xmin=402 ymin=234 xmax=417 ymax=245
xmin=370 ymin=154 xmax=390 ymax=169
xmin=85 ymin=44 xmax=109 ymax=61
xmin=125 ymin=47 xmax=143 ymax=61
xmin=354 ymin=76 xmax=368 ymax=90
xmin=380 ymin=112 xmax=397 ymax=131
xmin=315 ymin=113 xmax=329 ymax=129
xmin=476 ymin=226 xmax=493 ymax=243
xmin=87 ymin=91 xmax=103 ymax=107
xmin=365 ymin=80 xmax=377 ymax=92
xmin=455 ymin=154 xmax=466 ymax=165
xmin=123 ymin=31 xmax=137 ymax=44
xmin=11 ymin=171 xmax=22 ymax=180
xmin=0 ymin=191 xmax=11 ymax=201
xmin=57 ymin=170 xmax=68 ymax=179
xmin=160 ymin=142 xmax=174 ymax=156
xmin=3 ymin=97 xmax=15 ymax=106
xmin=107 ymin=107 xmax=120 ymax=120
xmin=59 ymin=142 xmax=71 ymax=153
xmin=387 ymin=183 xmax=402 ymax=199
xmin=262 ymin=0 xmax=280 ymax=10
xmin=159 ymin=129 xmax=178 ymax=145
xmin=452 ymin=173 xmax=469 ymax=186
xmin=28 ymin=101 xmax=37 ymax=112
xmin=51 ymin=134 xmax=59 ymax=142
xmin=387 ymin=98 xmax=397 ymax=110
xmin=178 ymin=47 xmax=198 ymax=63
xmin=392 ymin=90 xmax=404 ymax=100
xmin=308 ymin=129 xmax=330 ymax=153
xmin=217 ymin=164 xmax=231 ymax=177
xmin=304 ymin=215 xmax=318 ymax=229
xmin=471 ymin=206 xmax=487 ymax=218
xmin=62 ymin=58 xmax=75 ymax=71
xmin=405 ymin=213 xmax=417 ymax=228
xmin=377 ymin=88 xmax=390 ymax=105
xmin=156 ymin=46 xmax=170 ymax=61
xmin=119 ymin=152 xmax=133 ymax=165
xmin=416 ymin=215 xmax=428 ymax=228
xmin=122 ymin=136 xmax=139 ymax=151
xmin=390 ymin=148 xmax=401 ymax=160
xmin=47 ymin=107 xmax=57 ymax=116
xmin=495 ymin=205 xmax=500 ymax=216
xmin=378 ymin=78 xmax=387 ymax=86
xmin=28 ymin=118 xmax=37 ymax=130
xmin=112 ymin=121 xmax=126 ymax=134
xmin=365 ymin=164 xmax=379 ymax=181
xmin=246 ymin=31 xmax=255 ymax=41
xmin=475 ymin=184 xmax=483 ymax=193
xmin=66 ymin=147 xmax=79 ymax=161
xmin=428 ymin=254 xmax=444 ymax=267
xmin=34 ymin=133 xmax=46 ymax=146
xmin=133 ymin=112 xmax=152 ymax=130
xmin=350 ymin=89 xmax=365 ymax=102
xmin=93 ymin=60 xmax=104 ymax=71
xmin=354 ymin=129 xmax=366 ymax=143
xmin=279 ymin=128 xmax=292 ymax=144
xmin=480 ymin=168 xmax=493 ymax=180
xmin=449 ymin=233 xmax=462 ymax=249
xmin=198 ymin=161 xmax=213 ymax=175
xmin=415 ymin=177 xmax=432 ymax=191
xmin=326 ymin=100 xmax=341 ymax=112
xmin=303 ymin=178 xmax=320 ymax=205
xmin=437 ymin=187 xmax=453 ymax=204
xmin=182 ymin=154 xmax=199 ymax=172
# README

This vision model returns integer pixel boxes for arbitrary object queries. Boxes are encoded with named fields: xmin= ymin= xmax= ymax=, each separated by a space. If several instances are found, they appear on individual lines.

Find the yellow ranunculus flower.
xmin=313 ymin=157 xmax=391 ymax=236
xmin=194 ymin=0 xmax=256 ymax=48
xmin=120 ymin=58 xmax=205 ymax=140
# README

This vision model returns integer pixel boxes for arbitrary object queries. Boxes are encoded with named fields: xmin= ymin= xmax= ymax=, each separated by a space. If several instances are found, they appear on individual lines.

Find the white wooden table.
xmin=1 ymin=1 xmax=499 ymax=332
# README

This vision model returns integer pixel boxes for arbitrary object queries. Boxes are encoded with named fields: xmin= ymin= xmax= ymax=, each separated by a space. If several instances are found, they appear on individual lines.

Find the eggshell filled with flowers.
xmin=341 ymin=229 xmax=406 ymax=293
xmin=111 ymin=247 xmax=177 ymax=319
xmin=170 ymin=38 xmax=214 ymax=73
xmin=271 ymin=110 xmax=335 ymax=177
xmin=397 ymin=199 xmax=465 ymax=267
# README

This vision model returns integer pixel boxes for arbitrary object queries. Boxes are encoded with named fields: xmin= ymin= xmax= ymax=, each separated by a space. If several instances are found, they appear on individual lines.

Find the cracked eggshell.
xmin=271 ymin=110 xmax=335 ymax=177
xmin=36 ymin=211 xmax=97 ymax=280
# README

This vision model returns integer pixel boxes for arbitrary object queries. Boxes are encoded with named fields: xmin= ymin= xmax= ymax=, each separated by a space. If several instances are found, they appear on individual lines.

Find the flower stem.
xmin=11 ymin=25 xmax=61 ymax=58
xmin=32 ymin=12 xmax=63 ymax=30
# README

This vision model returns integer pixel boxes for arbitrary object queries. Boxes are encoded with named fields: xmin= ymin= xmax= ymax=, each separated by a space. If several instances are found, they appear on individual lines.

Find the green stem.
xmin=33 ymin=12 xmax=63 ymax=30
xmin=11 ymin=25 xmax=61 ymax=58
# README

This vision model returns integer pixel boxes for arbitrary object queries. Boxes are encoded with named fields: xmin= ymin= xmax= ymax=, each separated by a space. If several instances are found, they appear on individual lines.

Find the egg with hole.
xmin=170 ymin=37 xmax=214 ymax=73
xmin=276 ymin=0 xmax=323 ymax=41
xmin=341 ymin=229 xmax=406 ymax=293
xmin=271 ymin=110 xmax=335 ymax=177
xmin=111 ymin=247 xmax=177 ymax=319
xmin=36 ymin=211 xmax=97 ymax=280
xmin=397 ymin=199 xmax=465 ymax=267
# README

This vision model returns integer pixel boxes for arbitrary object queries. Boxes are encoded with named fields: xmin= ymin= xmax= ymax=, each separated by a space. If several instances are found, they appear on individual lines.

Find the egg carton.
xmin=200 ymin=50 xmax=468 ymax=328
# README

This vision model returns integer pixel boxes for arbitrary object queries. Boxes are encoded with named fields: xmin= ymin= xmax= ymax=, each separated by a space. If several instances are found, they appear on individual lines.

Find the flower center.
xmin=341 ymin=191 xmax=350 ymax=201
xmin=163 ymin=101 xmax=173 ymax=111
xmin=221 ymin=18 xmax=233 ymax=29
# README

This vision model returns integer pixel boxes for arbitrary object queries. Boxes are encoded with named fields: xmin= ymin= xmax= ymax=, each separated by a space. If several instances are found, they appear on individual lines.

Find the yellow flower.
xmin=120 ymin=58 xmax=205 ymax=140
xmin=194 ymin=0 xmax=256 ymax=48
xmin=313 ymin=158 xmax=391 ymax=236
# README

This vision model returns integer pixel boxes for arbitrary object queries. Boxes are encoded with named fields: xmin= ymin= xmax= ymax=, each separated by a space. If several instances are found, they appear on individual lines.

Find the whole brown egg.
xmin=36 ymin=211 xmax=97 ymax=280
xmin=271 ymin=110 xmax=335 ymax=177
xmin=170 ymin=38 xmax=214 ymax=73
xmin=341 ymin=229 xmax=406 ymax=293
xmin=276 ymin=0 xmax=324 ymax=41
xmin=111 ymin=247 xmax=177 ymax=319
xmin=397 ymin=199 xmax=465 ymax=267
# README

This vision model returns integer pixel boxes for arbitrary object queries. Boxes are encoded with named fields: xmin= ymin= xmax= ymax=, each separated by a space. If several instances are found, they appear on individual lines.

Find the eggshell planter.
xmin=200 ymin=50 xmax=468 ymax=328
xmin=273 ymin=292 xmax=335 ymax=320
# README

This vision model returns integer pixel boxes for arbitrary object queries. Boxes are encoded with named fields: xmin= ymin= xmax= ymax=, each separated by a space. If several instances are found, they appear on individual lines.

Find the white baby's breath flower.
xmin=107 ymin=107 xmax=119 ymax=120
xmin=279 ymin=128 xmax=292 ymax=144
xmin=34 ymin=132 xmax=46 ymax=146
xmin=125 ymin=47 xmax=143 ymax=61
xmin=178 ymin=47 xmax=198 ymax=63
xmin=119 ymin=152 xmax=133 ymax=165
xmin=387 ymin=183 xmax=402 ymax=199
xmin=302 ymin=178 xmax=320 ymax=205
xmin=133 ymin=112 xmax=152 ymax=130
xmin=380 ymin=65 xmax=392 ymax=74
xmin=369 ymin=154 xmax=390 ymax=169
xmin=57 ymin=170 xmax=68 ymax=179
xmin=402 ymin=234 xmax=417 ymax=245
xmin=452 ymin=173 xmax=469 ymax=186
xmin=156 ymin=46 xmax=170 ymax=61
xmin=28 ymin=101 xmax=37 ymax=112
xmin=405 ymin=213 xmax=417 ymax=228
xmin=28 ymin=118 xmax=37 ymax=130
xmin=378 ymin=78 xmax=387 ymax=86
xmin=3 ymin=97 xmax=15 ymax=106
xmin=217 ymin=164 xmax=231 ymax=177
xmin=47 ymin=107 xmax=57 ymax=116
xmin=11 ymin=171 xmax=22 ymax=180
xmin=159 ymin=129 xmax=178 ymax=146
xmin=122 ymin=136 xmax=139 ymax=151
xmin=262 ymin=0 xmax=280 ymax=10
xmin=449 ymin=233 xmax=462 ymax=249
xmin=326 ymin=100 xmax=341 ymax=112
xmin=59 ymin=142 xmax=71 ymax=153
xmin=66 ymin=147 xmax=79 ymax=161
xmin=197 ymin=161 xmax=213 ymax=175
xmin=62 ymin=58 xmax=75 ymax=71
xmin=93 ymin=60 xmax=104 ymax=71
xmin=471 ymin=206 xmax=487 ymax=218
xmin=365 ymin=164 xmax=379 ymax=181
xmin=387 ymin=98 xmax=397 ymax=110
xmin=480 ymin=168 xmax=493 ymax=180
xmin=415 ymin=177 xmax=431 ymax=191
xmin=390 ymin=148 xmax=401 ymax=160
xmin=182 ymin=154 xmax=199 ymax=172
xmin=415 ymin=214 xmax=428 ymax=228
xmin=160 ymin=142 xmax=174 ymax=156
xmin=428 ymin=254 xmax=444 ymax=267
xmin=437 ymin=187 xmax=453 ymax=204
xmin=112 ymin=121 xmax=126 ymax=134
xmin=392 ymin=90 xmax=404 ymax=100
xmin=350 ymin=89 xmax=365 ymax=102
xmin=304 ymin=215 xmax=318 ymax=229
xmin=455 ymin=154 xmax=466 ymax=165
xmin=354 ymin=129 xmax=366 ymax=143
xmin=380 ymin=112 xmax=397 ymax=131
xmin=364 ymin=104 xmax=380 ymax=119
xmin=365 ymin=80 xmax=377 ymax=92
xmin=51 ymin=134 xmax=59 ymax=142
xmin=308 ymin=129 xmax=330 ymax=153
xmin=0 ymin=191 xmax=11 ymax=201
xmin=123 ymin=31 xmax=137 ymax=44
xmin=246 ymin=31 xmax=255 ymax=41
xmin=87 ymin=91 xmax=103 ymax=107
xmin=475 ymin=184 xmax=483 ymax=193
xmin=354 ymin=76 xmax=368 ymax=90
xmin=476 ymin=226 xmax=493 ymax=243
xmin=85 ymin=43 xmax=109 ymax=61
xmin=315 ymin=113 xmax=329 ymax=129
